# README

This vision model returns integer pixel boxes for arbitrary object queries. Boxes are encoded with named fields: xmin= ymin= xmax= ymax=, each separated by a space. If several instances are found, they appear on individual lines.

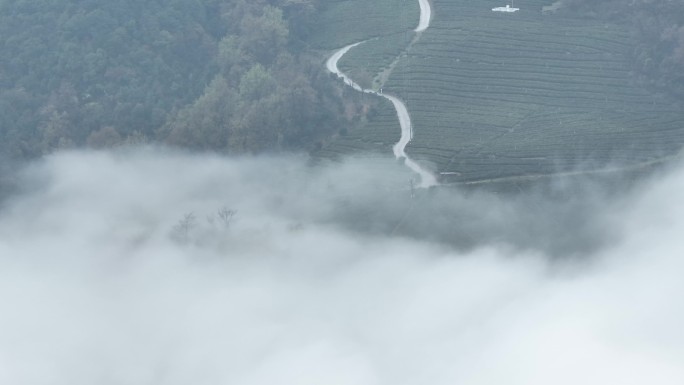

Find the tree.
xmin=239 ymin=6 xmax=289 ymax=65
xmin=239 ymin=64 xmax=276 ymax=101
xmin=163 ymin=75 xmax=238 ymax=150
xmin=171 ymin=212 xmax=196 ymax=243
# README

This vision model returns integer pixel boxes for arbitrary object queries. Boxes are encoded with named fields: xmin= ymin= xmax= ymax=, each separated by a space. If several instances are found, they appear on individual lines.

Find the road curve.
xmin=325 ymin=42 xmax=365 ymax=92
xmin=385 ymin=94 xmax=437 ymax=187
xmin=415 ymin=0 xmax=431 ymax=32
xmin=326 ymin=0 xmax=437 ymax=188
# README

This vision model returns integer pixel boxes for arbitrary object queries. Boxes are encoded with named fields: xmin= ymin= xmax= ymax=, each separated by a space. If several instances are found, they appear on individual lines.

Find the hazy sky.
xmin=0 ymin=148 xmax=683 ymax=384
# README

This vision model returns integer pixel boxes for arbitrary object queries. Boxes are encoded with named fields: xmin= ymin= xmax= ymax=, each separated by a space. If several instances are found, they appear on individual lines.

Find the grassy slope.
xmin=318 ymin=0 xmax=684 ymax=182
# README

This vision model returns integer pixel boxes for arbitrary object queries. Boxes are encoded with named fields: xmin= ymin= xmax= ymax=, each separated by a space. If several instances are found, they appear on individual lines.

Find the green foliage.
xmin=239 ymin=6 xmax=289 ymax=64
xmin=0 ymin=0 xmax=218 ymax=156
xmin=239 ymin=64 xmax=276 ymax=101
xmin=164 ymin=75 xmax=238 ymax=150
xmin=0 ymin=0 xmax=346 ymax=158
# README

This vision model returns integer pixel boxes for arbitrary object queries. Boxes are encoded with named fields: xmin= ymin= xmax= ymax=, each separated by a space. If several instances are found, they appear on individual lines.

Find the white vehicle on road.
xmin=492 ymin=4 xmax=519 ymax=12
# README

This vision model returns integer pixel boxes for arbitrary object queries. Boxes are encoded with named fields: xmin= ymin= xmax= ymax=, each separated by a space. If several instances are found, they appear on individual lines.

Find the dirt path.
xmin=326 ymin=0 xmax=437 ymax=188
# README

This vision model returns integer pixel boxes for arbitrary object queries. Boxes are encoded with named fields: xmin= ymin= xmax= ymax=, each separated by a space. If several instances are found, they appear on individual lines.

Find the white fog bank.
xmin=0 ymin=149 xmax=683 ymax=385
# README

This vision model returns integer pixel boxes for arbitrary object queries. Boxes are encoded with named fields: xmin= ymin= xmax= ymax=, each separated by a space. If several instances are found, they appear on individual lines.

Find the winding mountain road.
xmin=416 ymin=0 xmax=431 ymax=33
xmin=326 ymin=0 xmax=437 ymax=188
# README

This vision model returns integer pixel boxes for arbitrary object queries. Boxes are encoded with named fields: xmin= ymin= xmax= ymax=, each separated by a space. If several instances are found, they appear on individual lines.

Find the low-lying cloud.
xmin=0 ymin=148 xmax=683 ymax=384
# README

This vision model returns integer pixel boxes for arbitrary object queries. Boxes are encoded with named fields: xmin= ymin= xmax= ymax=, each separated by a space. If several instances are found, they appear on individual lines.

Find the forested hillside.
xmin=0 ymin=0 xmax=345 ymax=159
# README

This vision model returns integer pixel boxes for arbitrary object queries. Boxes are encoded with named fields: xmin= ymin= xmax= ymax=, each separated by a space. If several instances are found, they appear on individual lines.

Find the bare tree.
xmin=217 ymin=207 xmax=237 ymax=228
xmin=171 ymin=212 xmax=196 ymax=243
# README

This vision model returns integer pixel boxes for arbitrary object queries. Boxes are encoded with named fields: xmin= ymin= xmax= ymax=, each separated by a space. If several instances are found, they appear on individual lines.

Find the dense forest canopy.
xmin=0 ymin=0 xmax=344 ymax=159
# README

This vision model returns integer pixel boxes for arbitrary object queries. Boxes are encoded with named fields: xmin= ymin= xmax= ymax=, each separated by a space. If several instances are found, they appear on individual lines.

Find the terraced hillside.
xmin=324 ymin=0 xmax=684 ymax=183
xmin=312 ymin=0 xmax=421 ymax=160
xmin=309 ymin=0 xmax=419 ymax=49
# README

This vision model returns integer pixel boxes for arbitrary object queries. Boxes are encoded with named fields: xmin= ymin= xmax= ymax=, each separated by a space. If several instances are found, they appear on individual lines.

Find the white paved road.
xmin=415 ymin=0 xmax=431 ymax=32
xmin=326 ymin=0 xmax=437 ymax=188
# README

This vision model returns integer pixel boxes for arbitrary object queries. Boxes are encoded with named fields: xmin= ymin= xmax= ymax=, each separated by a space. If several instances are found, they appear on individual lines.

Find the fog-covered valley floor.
xmin=0 ymin=148 xmax=683 ymax=384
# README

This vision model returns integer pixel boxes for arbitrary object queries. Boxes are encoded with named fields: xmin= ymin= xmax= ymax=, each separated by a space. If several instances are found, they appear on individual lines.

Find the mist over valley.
xmin=1 ymin=0 xmax=684 ymax=383
xmin=1 ymin=149 xmax=684 ymax=383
